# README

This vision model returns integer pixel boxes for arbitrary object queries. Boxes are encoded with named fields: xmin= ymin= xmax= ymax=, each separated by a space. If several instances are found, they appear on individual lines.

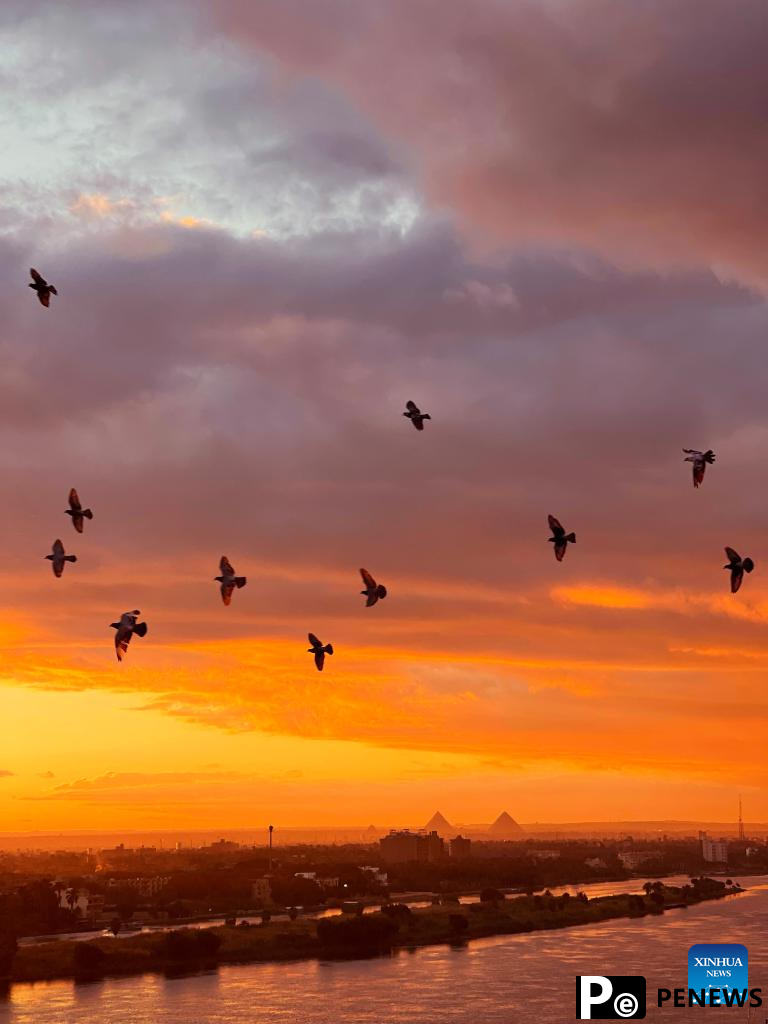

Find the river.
xmin=2 ymin=875 xmax=766 ymax=1022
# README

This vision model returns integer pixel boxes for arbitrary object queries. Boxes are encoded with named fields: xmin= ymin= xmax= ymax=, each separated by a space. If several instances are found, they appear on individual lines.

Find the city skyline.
xmin=1 ymin=0 xmax=768 ymax=832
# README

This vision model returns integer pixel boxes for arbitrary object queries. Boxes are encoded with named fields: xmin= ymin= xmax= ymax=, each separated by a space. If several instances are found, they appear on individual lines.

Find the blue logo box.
xmin=688 ymin=944 xmax=748 ymax=1005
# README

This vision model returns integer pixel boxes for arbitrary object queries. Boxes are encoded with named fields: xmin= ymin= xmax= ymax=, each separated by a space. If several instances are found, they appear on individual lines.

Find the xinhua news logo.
xmin=688 ymin=943 xmax=748 ymax=1006
xmin=576 ymin=976 xmax=646 ymax=1019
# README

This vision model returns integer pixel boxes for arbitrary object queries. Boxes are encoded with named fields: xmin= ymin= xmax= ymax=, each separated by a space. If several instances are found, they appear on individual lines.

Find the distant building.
xmin=59 ymin=889 xmax=105 ymax=919
xmin=487 ymin=811 xmax=525 ymax=838
xmin=585 ymin=857 xmax=607 ymax=870
xmin=381 ymin=830 xmax=420 ymax=862
xmin=359 ymin=866 xmax=388 ymax=886
xmin=251 ymin=878 xmax=272 ymax=905
xmin=423 ymin=812 xmax=455 ymax=837
xmin=699 ymin=833 xmax=728 ymax=863
xmin=530 ymin=849 xmax=561 ymax=862
xmin=449 ymin=835 xmax=472 ymax=859
xmin=380 ymin=829 xmax=445 ymax=863
xmin=618 ymin=851 xmax=655 ymax=871
xmin=108 ymin=875 xmax=171 ymax=897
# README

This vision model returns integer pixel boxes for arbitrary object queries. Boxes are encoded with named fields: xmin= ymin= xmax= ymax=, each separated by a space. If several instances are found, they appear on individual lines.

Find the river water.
xmin=2 ymin=876 xmax=766 ymax=1023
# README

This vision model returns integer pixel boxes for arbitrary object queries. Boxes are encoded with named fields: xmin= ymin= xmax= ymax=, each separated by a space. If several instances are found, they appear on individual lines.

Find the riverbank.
xmin=5 ymin=878 xmax=742 ymax=986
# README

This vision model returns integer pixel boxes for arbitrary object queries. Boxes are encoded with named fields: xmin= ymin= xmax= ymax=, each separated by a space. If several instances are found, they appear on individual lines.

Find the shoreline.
xmin=2 ymin=878 xmax=743 ymax=989
xmin=18 ymin=868 xmax=741 ymax=947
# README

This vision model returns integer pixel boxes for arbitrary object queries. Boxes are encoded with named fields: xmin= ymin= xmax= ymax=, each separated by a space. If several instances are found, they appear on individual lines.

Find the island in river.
xmin=3 ymin=876 xmax=741 ymax=986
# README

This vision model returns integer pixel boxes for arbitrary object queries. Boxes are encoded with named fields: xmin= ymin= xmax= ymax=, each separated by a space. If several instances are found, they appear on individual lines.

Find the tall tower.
xmin=738 ymin=795 xmax=745 ymax=841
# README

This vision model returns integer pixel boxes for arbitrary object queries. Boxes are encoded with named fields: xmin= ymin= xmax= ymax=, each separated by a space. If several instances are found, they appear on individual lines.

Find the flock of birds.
xmin=29 ymin=268 xmax=755 ymax=665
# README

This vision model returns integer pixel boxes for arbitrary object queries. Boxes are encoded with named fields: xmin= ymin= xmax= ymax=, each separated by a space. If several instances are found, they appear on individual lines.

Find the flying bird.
xmin=29 ymin=268 xmax=57 ymax=307
xmin=359 ymin=568 xmax=387 ymax=607
xmin=307 ymin=632 xmax=333 ymax=672
xmin=65 ymin=488 xmax=93 ymax=534
xmin=404 ymin=400 xmax=431 ymax=431
xmin=45 ymin=539 xmax=77 ymax=578
xmin=683 ymin=448 xmax=716 ymax=488
xmin=724 ymin=547 xmax=754 ymax=594
xmin=547 ymin=515 xmax=576 ymax=562
xmin=110 ymin=610 xmax=148 ymax=662
xmin=215 ymin=556 xmax=247 ymax=606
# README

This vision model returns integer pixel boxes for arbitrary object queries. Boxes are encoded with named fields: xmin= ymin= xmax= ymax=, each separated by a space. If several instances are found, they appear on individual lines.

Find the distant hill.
xmin=424 ymin=811 xmax=454 ymax=835
xmin=488 ymin=811 xmax=525 ymax=837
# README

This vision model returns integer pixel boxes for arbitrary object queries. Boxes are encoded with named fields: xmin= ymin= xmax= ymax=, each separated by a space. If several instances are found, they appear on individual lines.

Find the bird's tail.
xmin=377 ymin=585 xmax=387 ymax=598
xmin=109 ymin=622 xmax=120 ymax=630
xmin=65 ymin=555 xmax=77 ymax=563
xmin=566 ymin=533 xmax=576 ymax=544
xmin=423 ymin=414 xmax=431 ymax=420
xmin=235 ymin=576 xmax=247 ymax=588
xmin=49 ymin=286 xmax=58 ymax=295
xmin=324 ymin=644 xmax=334 ymax=656
xmin=134 ymin=622 xmax=148 ymax=637
xmin=83 ymin=509 xmax=93 ymax=519
xmin=744 ymin=559 xmax=755 ymax=573
xmin=45 ymin=555 xmax=53 ymax=560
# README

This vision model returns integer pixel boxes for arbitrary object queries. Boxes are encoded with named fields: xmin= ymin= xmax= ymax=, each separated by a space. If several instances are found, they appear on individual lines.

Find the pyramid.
xmin=424 ymin=811 xmax=454 ymax=836
xmin=488 ymin=811 xmax=524 ymax=837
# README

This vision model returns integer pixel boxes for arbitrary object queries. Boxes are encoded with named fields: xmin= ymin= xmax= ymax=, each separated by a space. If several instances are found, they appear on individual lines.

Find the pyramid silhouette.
xmin=424 ymin=811 xmax=454 ymax=835
xmin=488 ymin=811 xmax=524 ymax=837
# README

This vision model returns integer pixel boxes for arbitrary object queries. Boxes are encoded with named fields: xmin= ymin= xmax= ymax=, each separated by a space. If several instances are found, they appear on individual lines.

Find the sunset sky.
xmin=1 ymin=0 xmax=767 ymax=833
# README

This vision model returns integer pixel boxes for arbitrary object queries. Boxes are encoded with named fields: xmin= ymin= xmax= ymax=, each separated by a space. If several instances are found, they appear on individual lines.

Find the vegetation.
xmin=5 ymin=877 xmax=742 ymax=986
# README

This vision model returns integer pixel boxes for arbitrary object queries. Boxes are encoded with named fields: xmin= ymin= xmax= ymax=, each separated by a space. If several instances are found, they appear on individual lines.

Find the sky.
xmin=0 ymin=0 xmax=767 ymax=833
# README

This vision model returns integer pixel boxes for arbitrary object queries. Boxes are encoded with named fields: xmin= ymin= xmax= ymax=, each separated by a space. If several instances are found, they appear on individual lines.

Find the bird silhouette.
xmin=215 ymin=556 xmax=247 ymax=606
xmin=547 ymin=515 xmax=576 ymax=562
xmin=29 ymin=268 xmax=57 ymax=307
xmin=45 ymin=539 xmax=77 ymax=578
xmin=683 ymin=448 xmax=715 ymax=488
xmin=65 ymin=488 xmax=93 ymax=534
xmin=359 ymin=568 xmax=387 ymax=607
xmin=724 ymin=547 xmax=754 ymax=594
xmin=110 ymin=610 xmax=148 ymax=662
xmin=307 ymin=632 xmax=333 ymax=672
xmin=404 ymin=400 xmax=431 ymax=431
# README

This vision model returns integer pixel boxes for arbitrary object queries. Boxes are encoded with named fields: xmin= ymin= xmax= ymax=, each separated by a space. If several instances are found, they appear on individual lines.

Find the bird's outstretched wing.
xmin=220 ymin=582 xmax=235 ymax=606
xmin=682 ymin=448 xmax=701 ymax=456
xmin=360 ymin=568 xmax=377 ymax=589
xmin=115 ymin=630 xmax=131 ymax=661
xmin=314 ymin=650 xmax=325 ymax=671
xmin=69 ymin=488 xmax=82 ymax=512
xmin=30 ymin=268 xmax=45 ymax=285
xmin=220 ymin=555 xmax=235 ymax=576
xmin=405 ymin=400 xmax=419 ymax=414
xmin=37 ymin=290 xmax=50 ymax=307
xmin=692 ymin=462 xmax=705 ymax=487
xmin=308 ymin=632 xmax=321 ymax=647
xmin=548 ymin=514 xmax=565 ymax=537
xmin=725 ymin=546 xmax=740 ymax=563
xmin=52 ymin=539 xmax=65 ymax=557
xmin=731 ymin=567 xmax=744 ymax=594
xmin=554 ymin=540 xmax=567 ymax=562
